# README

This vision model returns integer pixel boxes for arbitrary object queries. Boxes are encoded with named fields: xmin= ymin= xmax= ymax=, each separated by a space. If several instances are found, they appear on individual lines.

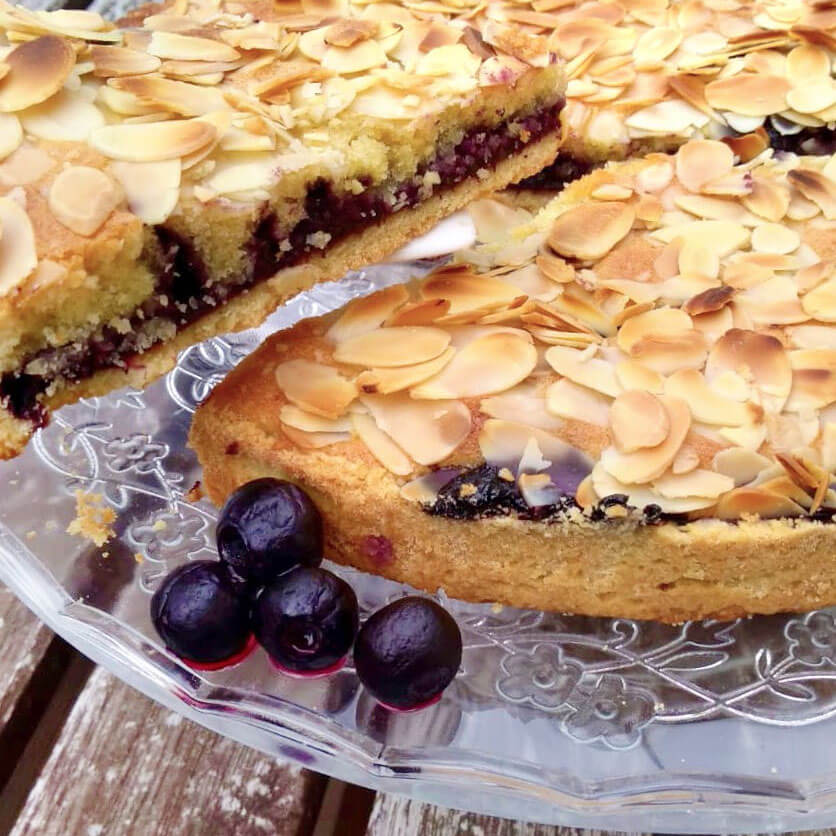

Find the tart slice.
xmin=192 ymin=140 xmax=836 ymax=623
xmin=0 ymin=3 xmax=564 ymax=458
xmin=437 ymin=0 xmax=836 ymax=195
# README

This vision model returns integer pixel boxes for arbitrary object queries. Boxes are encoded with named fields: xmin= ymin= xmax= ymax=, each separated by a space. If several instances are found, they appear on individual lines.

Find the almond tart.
xmin=399 ymin=0 xmax=836 ymax=195
xmin=0 ymin=1 xmax=564 ymax=459
xmin=192 ymin=140 xmax=836 ymax=623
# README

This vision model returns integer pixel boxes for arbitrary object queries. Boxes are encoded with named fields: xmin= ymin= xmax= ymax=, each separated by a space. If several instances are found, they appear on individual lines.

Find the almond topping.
xmin=147 ymin=31 xmax=241 ymax=63
xmin=787 ymin=169 xmax=836 ymax=220
xmin=333 ymin=326 xmax=450 ymax=368
xmin=600 ymin=396 xmax=691 ymax=484
xmin=356 ymin=347 xmax=455 ymax=395
xmin=275 ymin=359 xmax=357 ymax=419
xmin=715 ymin=488 xmax=805 ymax=520
xmin=279 ymin=405 xmax=352 ymax=434
xmin=545 ymin=345 xmax=621 ymax=397
xmin=653 ymin=469 xmax=734 ymax=500
xmin=109 ymin=160 xmax=180 ymax=224
xmin=705 ymin=74 xmax=790 ymax=116
xmin=610 ymin=390 xmax=669 ymax=452
xmin=750 ymin=223 xmax=801 ymax=254
xmin=91 ymin=46 xmax=162 ymax=77
xmin=665 ymin=368 xmax=759 ymax=426
xmin=675 ymin=140 xmax=734 ymax=193
xmin=90 ymin=119 xmax=216 ymax=162
xmin=411 ymin=331 xmax=537 ymax=399
xmin=549 ymin=202 xmax=636 ymax=261
xmin=0 ymin=36 xmax=75 ymax=113
xmin=801 ymin=278 xmax=836 ymax=323
xmin=361 ymin=393 xmax=470 ymax=466
xmin=351 ymin=412 xmax=412 ymax=476
xmin=48 ymin=165 xmax=120 ymax=237
xmin=0 ymin=195 xmax=36 ymax=296
xmin=545 ymin=378 xmax=610 ymax=427
xmin=326 ymin=285 xmax=410 ymax=342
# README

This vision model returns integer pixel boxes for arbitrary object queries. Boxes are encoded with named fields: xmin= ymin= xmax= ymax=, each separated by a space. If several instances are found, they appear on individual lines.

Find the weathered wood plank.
xmin=365 ymin=795 xmax=651 ymax=836
xmin=0 ymin=585 xmax=55 ymax=736
xmin=11 ymin=666 xmax=327 ymax=836
xmin=366 ymin=795 xmax=836 ymax=836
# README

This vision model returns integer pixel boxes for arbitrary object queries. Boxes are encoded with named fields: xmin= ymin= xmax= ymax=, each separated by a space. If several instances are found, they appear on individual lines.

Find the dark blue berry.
xmin=354 ymin=597 xmax=462 ymax=710
xmin=150 ymin=561 xmax=251 ymax=664
xmin=216 ymin=478 xmax=323 ymax=586
xmin=253 ymin=567 xmax=358 ymax=673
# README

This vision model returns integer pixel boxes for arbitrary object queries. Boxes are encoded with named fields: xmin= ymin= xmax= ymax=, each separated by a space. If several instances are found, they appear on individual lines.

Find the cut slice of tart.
xmin=0 ymin=2 xmax=565 ymax=458
xmin=414 ymin=0 xmax=836 ymax=195
xmin=192 ymin=140 xmax=836 ymax=623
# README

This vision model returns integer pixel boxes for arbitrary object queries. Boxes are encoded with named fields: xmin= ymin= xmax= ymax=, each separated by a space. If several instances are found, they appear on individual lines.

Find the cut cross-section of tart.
xmin=412 ymin=0 xmax=836 ymax=195
xmin=0 ymin=2 xmax=565 ymax=459
xmin=192 ymin=140 xmax=836 ymax=623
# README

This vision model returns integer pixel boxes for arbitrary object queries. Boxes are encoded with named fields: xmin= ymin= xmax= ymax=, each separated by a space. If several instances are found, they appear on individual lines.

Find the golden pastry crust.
xmin=191 ymin=142 xmax=836 ymax=622
xmin=0 ymin=1 xmax=564 ymax=458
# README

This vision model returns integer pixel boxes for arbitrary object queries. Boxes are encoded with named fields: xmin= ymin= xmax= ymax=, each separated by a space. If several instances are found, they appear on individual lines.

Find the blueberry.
xmin=354 ymin=597 xmax=462 ymax=710
xmin=216 ymin=478 xmax=323 ymax=586
xmin=150 ymin=561 xmax=251 ymax=665
xmin=253 ymin=567 xmax=359 ymax=674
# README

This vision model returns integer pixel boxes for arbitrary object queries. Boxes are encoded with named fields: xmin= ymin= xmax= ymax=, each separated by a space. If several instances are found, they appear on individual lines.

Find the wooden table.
xmin=2 ymin=583 xmax=836 ymax=836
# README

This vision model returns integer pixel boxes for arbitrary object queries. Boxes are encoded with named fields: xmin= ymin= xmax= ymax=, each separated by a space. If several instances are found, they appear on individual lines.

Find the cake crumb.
xmin=185 ymin=481 xmax=204 ymax=503
xmin=498 ymin=467 xmax=515 ymax=482
xmin=134 ymin=552 xmax=144 ymax=564
xmin=66 ymin=491 xmax=116 ymax=548
xmin=458 ymin=483 xmax=477 ymax=498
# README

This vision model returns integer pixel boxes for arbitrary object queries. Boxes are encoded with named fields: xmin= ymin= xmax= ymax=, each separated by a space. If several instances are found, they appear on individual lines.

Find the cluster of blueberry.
xmin=150 ymin=478 xmax=463 ymax=711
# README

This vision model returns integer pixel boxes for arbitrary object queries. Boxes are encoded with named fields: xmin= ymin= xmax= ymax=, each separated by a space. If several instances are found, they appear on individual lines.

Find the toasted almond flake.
xmin=280 ymin=424 xmax=350 ymax=449
xmin=468 ymin=198 xmax=532 ymax=244
xmin=545 ymin=345 xmax=621 ymax=397
xmin=718 ymin=422 xmax=767 ymax=451
xmin=333 ymin=326 xmax=450 ymax=368
xmin=147 ymin=31 xmax=241 ymax=63
xmin=518 ymin=473 xmax=563 ymax=508
xmin=635 ymin=161 xmax=673 ymax=193
xmin=715 ymin=488 xmax=805 ymax=519
xmin=617 ymin=307 xmax=692 ymax=353
xmin=90 ymin=119 xmax=216 ymax=162
xmin=633 ymin=26 xmax=681 ymax=68
xmin=665 ymin=368 xmax=759 ymax=426
xmin=785 ymin=349 xmax=836 ymax=411
xmin=591 ymin=184 xmax=632 ymax=201
xmin=592 ymin=462 xmax=715 ymax=514
xmin=324 ymin=19 xmax=377 ymax=47
xmin=361 ymin=393 xmax=470 ymax=466
xmin=750 ymin=223 xmax=801 ymax=254
xmin=322 ymin=39 xmax=387 ymax=74
xmin=280 ymin=404 xmax=352 ymax=433
xmin=610 ymin=390 xmax=668 ymax=453
xmin=683 ymin=286 xmax=735 ymax=317
xmin=109 ymin=159 xmax=180 ymax=224
xmin=675 ymin=140 xmax=734 ymax=194
xmin=421 ymin=268 xmax=519 ymax=315
xmin=674 ymin=193 xmax=751 ymax=224
xmin=705 ymin=74 xmax=790 ymax=117
xmin=615 ymin=359 xmax=664 ymax=394
xmin=410 ymin=331 xmax=536 ymax=399
xmin=21 ymin=88 xmax=105 ymax=143
xmin=651 ymin=220 xmax=750 ymax=260
xmin=276 ymin=359 xmax=357 ymax=419
xmin=600 ymin=396 xmax=691 ymax=484
xmin=481 ymin=383 xmax=562 ymax=432
xmin=713 ymin=448 xmax=772 ymax=486
xmin=549 ymin=202 xmax=635 ymax=261
xmin=741 ymin=177 xmax=790 ymax=222
xmin=112 ymin=75 xmax=227 ymax=117
xmin=0 ymin=112 xmax=21 ymax=160
xmin=356 ymin=347 xmax=455 ymax=395
xmin=351 ymin=412 xmax=413 ymax=475
xmin=544 ymin=378 xmax=610 ymax=427
xmin=0 ymin=36 xmax=75 ymax=115
xmin=802 ymin=278 xmax=836 ymax=323
xmin=786 ymin=80 xmax=836 ymax=115
xmin=48 ymin=165 xmax=120 ymax=237
xmin=91 ymin=45 xmax=161 ymax=77
xmin=786 ymin=44 xmax=830 ymax=83
xmin=653 ymin=468 xmax=734 ymax=499
xmin=625 ymin=99 xmax=708 ymax=132
xmin=787 ymin=169 xmax=836 ymax=220
xmin=672 ymin=447 xmax=700 ymax=475
xmin=0 ymin=195 xmax=36 ymax=296
xmin=386 ymin=298 xmax=450 ymax=326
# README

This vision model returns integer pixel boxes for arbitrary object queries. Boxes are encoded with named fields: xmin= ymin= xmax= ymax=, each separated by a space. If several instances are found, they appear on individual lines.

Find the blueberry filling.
xmin=424 ymin=464 xmax=836 ymax=525
xmin=512 ymin=152 xmax=594 ymax=191
xmin=0 ymin=100 xmax=564 ymax=426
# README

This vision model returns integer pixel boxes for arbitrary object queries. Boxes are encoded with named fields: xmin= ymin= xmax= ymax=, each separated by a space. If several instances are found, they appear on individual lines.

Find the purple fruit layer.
xmin=0 ymin=99 xmax=564 ymax=428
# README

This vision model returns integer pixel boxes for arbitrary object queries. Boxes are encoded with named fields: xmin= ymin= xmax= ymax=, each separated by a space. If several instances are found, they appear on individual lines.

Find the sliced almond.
xmin=615 ymin=359 xmax=664 ymax=394
xmin=280 ymin=424 xmax=350 ymax=450
xmin=548 ymin=202 xmax=636 ymax=261
xmin=600 ymin=396 xmax=691 ymax=484
xmin=109 ymin=160 xmax=180 ymax=224
xmin=617 ymin=307 xmax=692 ymax=354
xmin=90 ymin=119 xmax=216 ymax=162
xmin=48 ymin=165 xmax=120 ymax=237
xmin=664 ymin=368 xmax=759 ymax=426
xmin=420 ymin=268 xmax=519 ymax=316
xmin=802 ymin=278 xmax=836 ymax=323
xmin=483 ymin=383 xmax=565 ymax=432
xmin=356 ymin=347 xmax=455 ymax=395
xmin=91 ymin=45 xmax=162 ymax=77
xmin=675 ymin=140 xmax=734 ymax=193
xmin=361 ymin=393 xmax=470 ymax=466
xmin=610 ymin=390 xmax=669 ymax=453
xmin=351 ymin=412 xmax=413 ymax=476
xmin=0 ymin=113 xmax=21 ymax=160
xmin=147 ymin=31 xmax=241 ymax=63
xmin=653 ymin=469 xmax=734 ymax=499
xmin=275 ymin=359 xmax=357 ymax=419
xmin=410 ymin=331 xmax=536 ymax=399
xmin=0 ymin=36 xmax=75 ymax=113
xmin=386 ymin=298 xmax=450 ymax=326
xmin=750 ymin=223 xmax=801 ymax=254
xmin=705 ymin=74 xmax=790 ymax=116
xmin=545 ymin=345 xmax=621 ymax=397
xmin=672 ymin=447 xmax=700 ymax=475
xmin=279 ymin=405 xmax=352 ymax=433
xmin=322 ymin=39 xmax=387 ymax=74
xmin=21 ymin=89 xmax=105 ymax=143
xmin=715 ymin=488 xmax=805 ymax=519
xmin=713 ymin=448 xmax=772 ymax=486
xmin=0 ymin=195 xmax=37 ymax=296
xmin=111 ymin=75 xmax=227 ymax=117
xmin=545 ymin=378 xmax=611 ymax=427
xmin=785 ymin=349 xmax=836 ymax=411
xmin=787 ymin=169 xmax=836 ymax=220
xmin=741 ymin=177 xmax=790 ymax=222
xmin=333 ymin=326 xmax=450 ymax=368
xmin=326 ymin=284 xmax=409 ymax=342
